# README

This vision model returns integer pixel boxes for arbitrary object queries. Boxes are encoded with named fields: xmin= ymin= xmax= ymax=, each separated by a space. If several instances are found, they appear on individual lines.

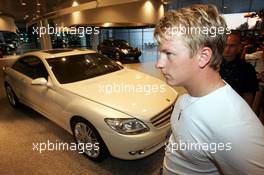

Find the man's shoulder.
xmin=236 ymin=59 xmax=257 ymax=82
xmin=197 ymin=84 xmax=254 ymax=123
xmin=240 ymin=59 xmax=256 ymax=70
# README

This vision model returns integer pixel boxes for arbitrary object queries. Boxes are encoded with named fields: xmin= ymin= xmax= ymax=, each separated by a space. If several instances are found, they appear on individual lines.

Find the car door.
xmin=11 ymin=56 xmax=56 ymax=116
xmin=25 ymin=56 xmax=51 ymax=114
xmin=104 ymin=40 xmax=114 ymax=56
xmin=12 ymin=56 xmax=65 ymax=122
xmin=108 ymin=40 xmax=116 ymax=56
xmin=10 ymin=56 xmax=38 ymax=104
xmin=27 ymin=57 xmax=69 ymax=126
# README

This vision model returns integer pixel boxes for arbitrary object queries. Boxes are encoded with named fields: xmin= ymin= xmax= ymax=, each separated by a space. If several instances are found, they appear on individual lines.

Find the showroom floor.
xmin=0 ymin=60 xmax=185 ymax=175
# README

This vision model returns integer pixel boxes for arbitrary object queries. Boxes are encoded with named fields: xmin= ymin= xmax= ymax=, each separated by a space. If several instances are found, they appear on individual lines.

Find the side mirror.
xmin=116 ymin=61 xmax=122 ymax=66
xmin=31 ymin=78 xmax=48 ymax=86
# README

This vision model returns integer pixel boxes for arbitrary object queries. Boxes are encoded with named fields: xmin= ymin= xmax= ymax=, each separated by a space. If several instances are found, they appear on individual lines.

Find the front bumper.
xmin=100 ymin=123 xmax=170 ymax=160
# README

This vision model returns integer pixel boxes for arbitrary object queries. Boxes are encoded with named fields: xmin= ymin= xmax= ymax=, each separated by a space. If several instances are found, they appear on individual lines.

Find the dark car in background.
xmin=0 ymin=43 xmax=16 ymax=56
xmin=97 ymin=39 xmax=141 ymax=63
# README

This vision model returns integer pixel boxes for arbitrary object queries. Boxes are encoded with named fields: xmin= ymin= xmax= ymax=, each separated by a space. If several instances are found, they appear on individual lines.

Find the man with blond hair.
xmin=155 ymin=4 xmax=264 ymax=174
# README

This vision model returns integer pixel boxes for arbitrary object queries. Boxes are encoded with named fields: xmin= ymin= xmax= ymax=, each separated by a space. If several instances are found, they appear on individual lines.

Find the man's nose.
xmin=155 ymin=57 xmax=165 ymax=69
xmin=224 ymin=46 xmax=231 ymax=53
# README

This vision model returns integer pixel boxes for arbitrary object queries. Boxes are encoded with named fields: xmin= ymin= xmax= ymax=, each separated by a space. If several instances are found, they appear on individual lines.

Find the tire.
xmin=5 ymin=84 xmax=20 ymax=108
xmin=72 ymin=118 xmax=109 ymax=161
xmin=134 ymin=57 xmax=140 ymax=63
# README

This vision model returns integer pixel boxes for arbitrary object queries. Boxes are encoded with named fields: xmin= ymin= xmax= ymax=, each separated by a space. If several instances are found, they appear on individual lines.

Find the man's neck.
xmin=223 ymin=55 xmax=240 ymax=63
xmin=185 ymin=69 xmax=225 ymax=97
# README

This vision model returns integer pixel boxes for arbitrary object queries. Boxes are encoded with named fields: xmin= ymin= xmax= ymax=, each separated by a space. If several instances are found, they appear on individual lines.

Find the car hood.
xmin=62 ymin=68 xmax=178 ymax=121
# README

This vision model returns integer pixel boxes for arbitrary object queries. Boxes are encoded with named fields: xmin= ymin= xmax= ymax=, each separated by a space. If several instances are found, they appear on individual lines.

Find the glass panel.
xmin=47 ymin=53 xmax=123 ymax=84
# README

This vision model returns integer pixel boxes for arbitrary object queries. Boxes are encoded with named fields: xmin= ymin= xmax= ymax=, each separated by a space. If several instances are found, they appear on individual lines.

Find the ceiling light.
xmin=162 ymin=0 xmax=168 ymax=4
xmin=72 ymin=1 xmax=79 ymax=7
xmin=37 ymin=10 xmax=40 ymax=13
xmin=102 ymin=22 xmax=111 ymax=27
xmin=224 ymin=6 xmax=227 ymax=9
xmin=24 ymin=15 xmax=29 ymax=19
xmin=161 ymin=0 xmax=168 ymax=4
xmin=37 ymin=3 xmax=41 ymax=6
xmin=21 ymin=2 xmax=27 ymax=6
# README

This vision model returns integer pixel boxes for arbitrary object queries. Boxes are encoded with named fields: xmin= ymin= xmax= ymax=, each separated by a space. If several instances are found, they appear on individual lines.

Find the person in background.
xmin=241 ymin=36 xmax=256 ymax=60
xmin=220 ymin=32 xmax=259 ymax=107
xmin=155 ymin=4 xmax=264 ymax=174
xmin=245 ymin=41 xmax=264 ymax=75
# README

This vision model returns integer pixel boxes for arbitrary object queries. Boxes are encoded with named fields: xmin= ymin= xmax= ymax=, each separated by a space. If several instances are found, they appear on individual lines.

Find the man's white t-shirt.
xmin=163 ymin=83 xmax=264 ymax=175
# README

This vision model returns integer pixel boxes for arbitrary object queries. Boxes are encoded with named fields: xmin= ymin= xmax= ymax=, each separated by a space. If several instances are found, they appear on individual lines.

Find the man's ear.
xmin=197 ymin=47 xmax=212 ymax=69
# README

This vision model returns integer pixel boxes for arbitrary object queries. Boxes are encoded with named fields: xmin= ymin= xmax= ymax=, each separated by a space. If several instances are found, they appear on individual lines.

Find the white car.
xmin=3 ymin=49 xmax=177 ymax=161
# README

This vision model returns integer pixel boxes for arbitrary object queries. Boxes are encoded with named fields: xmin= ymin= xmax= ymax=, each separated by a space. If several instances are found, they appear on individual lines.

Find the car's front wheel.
xmin=5 ymin=84 xmax=20 ymax=107
xmin=72 ymin=118 xmax=109 ymax=161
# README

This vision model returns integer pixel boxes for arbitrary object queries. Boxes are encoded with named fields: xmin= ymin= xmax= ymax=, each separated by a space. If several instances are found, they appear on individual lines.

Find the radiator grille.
xmin=150 ymin=105 xmax=174 ymax=128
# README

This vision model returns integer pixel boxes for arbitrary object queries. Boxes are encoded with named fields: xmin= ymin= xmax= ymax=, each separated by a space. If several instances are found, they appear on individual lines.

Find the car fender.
xmin=65 ymin=97 xmax=131 ymax=138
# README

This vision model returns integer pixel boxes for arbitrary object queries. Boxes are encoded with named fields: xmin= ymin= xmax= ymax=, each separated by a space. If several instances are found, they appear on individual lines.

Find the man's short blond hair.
xmin=154 ymin=4 xmax=228 ymax=70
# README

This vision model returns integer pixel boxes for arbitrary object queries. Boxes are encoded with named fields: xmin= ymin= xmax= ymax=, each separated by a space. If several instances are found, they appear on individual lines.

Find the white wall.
xmin=223 ymin=13 xmax=259 ymax=30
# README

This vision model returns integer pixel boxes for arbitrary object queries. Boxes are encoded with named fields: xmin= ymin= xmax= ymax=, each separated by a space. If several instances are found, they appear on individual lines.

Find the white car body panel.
xmin=62 ymin=68 xmax=176 ymax=122
xmin=0 ymin=55 xmax=19 ymax=68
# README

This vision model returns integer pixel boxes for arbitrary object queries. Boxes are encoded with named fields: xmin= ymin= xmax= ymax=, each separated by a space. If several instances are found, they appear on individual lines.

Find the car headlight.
xmin=8 ymin=44 xmax=15 ymax=49
xmin=121 ymin=49 xmax=128 ymax=54
xmin=104 ymin=118 xmax=149 ymax=135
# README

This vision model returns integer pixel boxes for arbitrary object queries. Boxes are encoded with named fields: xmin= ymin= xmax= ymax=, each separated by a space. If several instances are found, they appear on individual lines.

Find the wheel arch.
xmin=4 ymin=81 xmax=8 ymax=87
xmin=69 ymin=115 xmax=105 ymax=142
xmin=69 ymin=115 xmax=110 ymax=160
xmin=4 ymin=81 xmax=18 ymax=97
xmin=70 ymin=115 xmax=87 ymax=131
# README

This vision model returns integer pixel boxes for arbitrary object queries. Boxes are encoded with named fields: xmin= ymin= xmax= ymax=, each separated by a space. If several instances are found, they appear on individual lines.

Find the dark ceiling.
xmin=0 ymin=0 xmax=263 ymax=23
xmin=0 ymin=0 xmax=93 ymax=22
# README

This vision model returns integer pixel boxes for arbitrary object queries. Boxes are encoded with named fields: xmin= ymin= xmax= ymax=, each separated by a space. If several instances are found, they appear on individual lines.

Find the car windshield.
xmin=47 ymin=53 xmax=123 ymax=84
xmin=113 ymin=40 xmax=129 ymax=47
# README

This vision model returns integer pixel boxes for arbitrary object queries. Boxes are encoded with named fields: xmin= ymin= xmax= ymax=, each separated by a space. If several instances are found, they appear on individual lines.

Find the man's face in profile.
xmin=223 ymin=35 xmax=241 ymax=62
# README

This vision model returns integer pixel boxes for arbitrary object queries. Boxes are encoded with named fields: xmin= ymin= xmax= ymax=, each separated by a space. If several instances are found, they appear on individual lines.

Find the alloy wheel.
xmin=6 ymin=86 xmax=16 ymax=106
xmin=74 ymin=122 xmax=100 ymax=158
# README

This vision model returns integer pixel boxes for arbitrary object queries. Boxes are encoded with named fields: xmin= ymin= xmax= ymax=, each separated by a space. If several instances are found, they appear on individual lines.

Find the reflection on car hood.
xmin=118 ymin=45 xmax=131 ymax=49
xmin=62 ymin=68 xmax=178 ymax=121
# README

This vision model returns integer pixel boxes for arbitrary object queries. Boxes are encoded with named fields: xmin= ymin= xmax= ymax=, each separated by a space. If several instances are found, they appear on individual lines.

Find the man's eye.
xmin=166 ymin=52 xmax=175 ymax=57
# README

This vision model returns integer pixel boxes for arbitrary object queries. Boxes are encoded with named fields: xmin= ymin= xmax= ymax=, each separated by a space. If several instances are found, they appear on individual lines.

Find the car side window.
xmin=104 ymin=40 xmax=113 ymax=47
xmin=12 ymin=56 xmax=49 ymax=80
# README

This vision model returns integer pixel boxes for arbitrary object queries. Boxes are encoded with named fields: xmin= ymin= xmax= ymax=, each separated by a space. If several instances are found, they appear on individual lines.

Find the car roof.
xmin=104 ymin=39 xmax=126 ymax=41
xmin=21 ymin=49 xmax=96 ymax=60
